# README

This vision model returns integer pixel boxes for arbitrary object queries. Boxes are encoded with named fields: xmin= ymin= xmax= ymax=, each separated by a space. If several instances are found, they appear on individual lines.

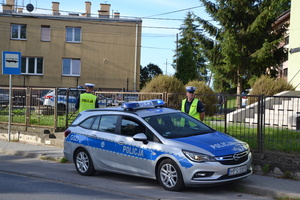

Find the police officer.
xmin=181 ymin=86 xmax=205 ymax=121
xmin=75 ymin=83 xmax=99 ymax=112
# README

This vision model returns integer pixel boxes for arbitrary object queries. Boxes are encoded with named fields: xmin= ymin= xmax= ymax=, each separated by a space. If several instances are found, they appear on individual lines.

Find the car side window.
xmin=121 ymin=117 xmax=145 ymax=137
xmin=91 ymin=116 xmax=101 ymax=130
xmin=98 ymin=115 xmax=118 ymax=133
xmin=58 ymin=90 xmax=66 ymax=95
xmin=80 ymin=117 xmax=95 ymax=129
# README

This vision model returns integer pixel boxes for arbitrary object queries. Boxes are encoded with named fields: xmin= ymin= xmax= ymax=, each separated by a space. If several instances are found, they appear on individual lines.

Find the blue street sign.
xmin=2 ymin=51 xmax=21 ymax=75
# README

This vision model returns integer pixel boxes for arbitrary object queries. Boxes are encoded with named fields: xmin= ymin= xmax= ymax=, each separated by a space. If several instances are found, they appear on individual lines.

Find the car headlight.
xmin=182 ymin=150 xmax=216 ymax=163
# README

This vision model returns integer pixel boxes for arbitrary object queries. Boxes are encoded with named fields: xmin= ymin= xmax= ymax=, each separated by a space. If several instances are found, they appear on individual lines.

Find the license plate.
xmin=228 ymin=165 xmax=247 ymax=176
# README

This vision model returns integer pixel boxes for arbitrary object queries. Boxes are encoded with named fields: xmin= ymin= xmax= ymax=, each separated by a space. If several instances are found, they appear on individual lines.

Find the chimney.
xmin=98 ymin=3 xmax=110 ymax=18
xmin=3 ymin=0 xmax=14 ymax=13
xmin=17 ymin=7 xmax=23 ymax=13
xmin=114 ymin=12 xmax=120 ymax=18
xmin=52 ymin=2 xmax=60 ymax=16
xmin=2 ymin=4 xmax=13 ymax=13
xmin=85 ymin=1 xmax=91 ymax=17
xmin=6 ymin=0 xmax=14 ymax=6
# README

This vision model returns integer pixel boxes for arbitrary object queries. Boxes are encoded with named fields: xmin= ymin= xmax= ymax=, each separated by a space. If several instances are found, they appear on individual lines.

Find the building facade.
xmin=288 ymin=0 xmax=300 ymax=91
xmin=0 ymin=1 xmax=142 ymax=91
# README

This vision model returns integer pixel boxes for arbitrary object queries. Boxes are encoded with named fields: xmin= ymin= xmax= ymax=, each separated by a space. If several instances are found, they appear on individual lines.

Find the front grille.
xmin=215 ymin=150 xmax=249 ymax=165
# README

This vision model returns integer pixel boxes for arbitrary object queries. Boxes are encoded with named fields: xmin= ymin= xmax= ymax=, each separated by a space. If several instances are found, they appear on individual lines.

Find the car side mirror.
xmin=133 ymin=133 xmax=148 ymax=144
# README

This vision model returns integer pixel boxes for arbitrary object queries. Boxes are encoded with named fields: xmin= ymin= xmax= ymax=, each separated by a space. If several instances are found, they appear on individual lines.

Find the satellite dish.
xmin=26 ymin=3 xmax=34 ymax=12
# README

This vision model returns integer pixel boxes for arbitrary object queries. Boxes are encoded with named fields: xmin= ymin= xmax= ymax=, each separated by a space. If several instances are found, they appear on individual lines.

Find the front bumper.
xmin=181 ymin=152 xmax=253 ymax=187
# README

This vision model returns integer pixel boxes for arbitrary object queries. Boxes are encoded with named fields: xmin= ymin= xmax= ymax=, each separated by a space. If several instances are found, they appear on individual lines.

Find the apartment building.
xmin=289 ymin=0 xmax=300 ymax=91
xmin=0 ymin=1 xmax=142 ymax=91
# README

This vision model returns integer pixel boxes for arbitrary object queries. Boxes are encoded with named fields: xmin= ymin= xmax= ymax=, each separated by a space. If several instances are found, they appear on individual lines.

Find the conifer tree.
xmin=196 ymin=0 xmax=290 ymax=104
xmin=174 ymin=12 xmax=207 ymax=85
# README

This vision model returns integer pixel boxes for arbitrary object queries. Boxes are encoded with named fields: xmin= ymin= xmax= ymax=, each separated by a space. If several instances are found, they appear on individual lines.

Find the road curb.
xmin=241 ymin=184 xmax=300 ymax=199
xmin=0 ymin=148 xmax=43 ymax=158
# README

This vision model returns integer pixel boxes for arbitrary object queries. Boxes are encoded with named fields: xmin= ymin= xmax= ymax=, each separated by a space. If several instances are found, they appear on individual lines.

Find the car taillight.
xmin=64 ymin=130 xmax=71 ymax=137
xmin=44 ymin=95 xmax=53 ymax=99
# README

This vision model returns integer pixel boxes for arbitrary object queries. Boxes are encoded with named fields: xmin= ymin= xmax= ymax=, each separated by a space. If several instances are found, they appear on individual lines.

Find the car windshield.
xmin=143 ymin=112 xmax=214 ymax=139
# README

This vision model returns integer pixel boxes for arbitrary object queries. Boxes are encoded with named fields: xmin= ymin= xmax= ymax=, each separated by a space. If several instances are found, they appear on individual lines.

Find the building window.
xmin=11 ymin=24 xmax=26 ymax=40
xmin=66 ymin=27 xmax=81 ymax=42
xmin=41 ymin=25 xmax=50 ymax=41
xmin=21 ymin=57 xmax=43 ymax=75
xmin=62 ymin=58 xmax=81 ymax=76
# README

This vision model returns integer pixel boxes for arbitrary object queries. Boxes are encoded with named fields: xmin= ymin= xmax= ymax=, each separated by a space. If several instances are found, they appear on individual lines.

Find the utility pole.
xmin=165 ymin=59 xmax=167 ymax=75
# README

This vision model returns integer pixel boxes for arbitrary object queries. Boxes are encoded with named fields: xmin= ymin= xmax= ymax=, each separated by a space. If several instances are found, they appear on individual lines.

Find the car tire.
xmin=74 ymin=148 xmax=96 ymax=176
xmin=57 ymin=103 xmax=66 ymax=111
xmin=157 ymin=158 xmax=184 ymax=191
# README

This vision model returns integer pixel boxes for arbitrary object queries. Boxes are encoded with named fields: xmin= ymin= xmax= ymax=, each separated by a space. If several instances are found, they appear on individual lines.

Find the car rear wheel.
xmin=74 ymin=148 xmax=96 ymax=176
xmin=157 ymin=159 xmax=184 ymax=191
xmin=57 ymin=103 xmax=66 ymax=111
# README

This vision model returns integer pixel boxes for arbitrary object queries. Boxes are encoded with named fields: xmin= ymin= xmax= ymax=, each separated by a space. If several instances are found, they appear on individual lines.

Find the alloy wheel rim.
xmin=76 ymin=152 xmax=89 ymax=173
xmin=160 ymin=163 xmax=178 ymax=188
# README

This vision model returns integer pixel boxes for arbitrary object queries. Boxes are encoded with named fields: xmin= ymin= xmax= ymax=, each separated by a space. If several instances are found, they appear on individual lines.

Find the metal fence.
xmin=1 ymin=87 xmax=300 ymax=153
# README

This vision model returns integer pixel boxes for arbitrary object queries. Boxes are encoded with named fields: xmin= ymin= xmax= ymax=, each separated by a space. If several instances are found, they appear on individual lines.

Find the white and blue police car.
xmin=63 ymin=99 xmax=252 ymax=191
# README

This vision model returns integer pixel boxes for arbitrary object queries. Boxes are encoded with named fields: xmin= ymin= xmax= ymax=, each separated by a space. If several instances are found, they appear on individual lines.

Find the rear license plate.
xmin=228 ymin=165 xmax=247 ymax=176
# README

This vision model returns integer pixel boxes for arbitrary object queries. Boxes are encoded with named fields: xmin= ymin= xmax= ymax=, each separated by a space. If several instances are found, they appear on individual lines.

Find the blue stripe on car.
xmin=66 ymin=132 xmax=193 ymax=168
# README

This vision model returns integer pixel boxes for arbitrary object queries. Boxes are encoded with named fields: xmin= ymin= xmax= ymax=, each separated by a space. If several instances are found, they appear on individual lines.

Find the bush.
xmin=141 ymin=74 xmax=185 ymax=93
xmin=185 ymin=81 xmax=218 ymax=116
xmin=249 ymin=75 xmax=295 ymax=104
xmin=140 ymin=75 xmax=185 ymax=109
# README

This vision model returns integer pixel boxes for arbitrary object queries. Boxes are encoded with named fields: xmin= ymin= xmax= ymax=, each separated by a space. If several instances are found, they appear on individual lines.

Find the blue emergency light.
xmin=122 ymin=99 xmax=165 ymax=110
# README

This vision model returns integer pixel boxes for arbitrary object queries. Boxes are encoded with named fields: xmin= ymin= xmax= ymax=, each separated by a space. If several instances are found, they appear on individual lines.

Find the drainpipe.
xmin=134 ymin=23 xmax=138 ymax=91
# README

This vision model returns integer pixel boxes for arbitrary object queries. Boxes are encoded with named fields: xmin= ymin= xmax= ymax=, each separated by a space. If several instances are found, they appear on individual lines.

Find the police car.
xmin=63 ymin=99 xmax=252 ymax=191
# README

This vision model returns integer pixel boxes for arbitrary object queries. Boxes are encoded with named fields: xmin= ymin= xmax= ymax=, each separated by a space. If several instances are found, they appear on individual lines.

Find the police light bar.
xmin=122 ymin=99 xmax=165 ymax=110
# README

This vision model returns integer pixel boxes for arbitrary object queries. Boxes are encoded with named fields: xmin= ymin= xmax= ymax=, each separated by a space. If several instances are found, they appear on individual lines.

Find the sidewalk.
xmin=1 ymin=140 xmax=300 ymax=199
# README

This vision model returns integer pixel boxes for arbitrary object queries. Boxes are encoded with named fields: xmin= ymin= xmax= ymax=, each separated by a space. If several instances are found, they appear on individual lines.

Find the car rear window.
xmin=79 ymin=115 xmax=118 ymax=134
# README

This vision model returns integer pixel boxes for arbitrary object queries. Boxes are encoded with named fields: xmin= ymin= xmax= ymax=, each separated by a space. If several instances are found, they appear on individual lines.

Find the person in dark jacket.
xmin=75 ymin=83 xmax=99 ymax=112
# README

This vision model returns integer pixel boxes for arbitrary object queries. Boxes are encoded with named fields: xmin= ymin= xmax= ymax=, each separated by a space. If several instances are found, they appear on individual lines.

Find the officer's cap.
xmin=186 ymin=86 xmax=196 ymax=93
xmin=85 ymin=83 xmax=95 ymax=88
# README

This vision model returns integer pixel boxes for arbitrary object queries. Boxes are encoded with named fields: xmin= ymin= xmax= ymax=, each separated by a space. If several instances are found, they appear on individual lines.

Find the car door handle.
xmin=117 ymin=141 xmax=125 ymax=145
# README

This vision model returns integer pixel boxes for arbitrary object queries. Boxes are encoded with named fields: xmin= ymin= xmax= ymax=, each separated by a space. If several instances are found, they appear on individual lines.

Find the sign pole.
xmin=2 ymin=51 xmax=21 ymax=142
xmin=8 ymin=74 xmax=12 ymax=141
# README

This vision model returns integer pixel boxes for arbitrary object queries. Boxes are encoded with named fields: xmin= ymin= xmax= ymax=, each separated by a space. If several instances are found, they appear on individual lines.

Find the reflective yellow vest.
xmin=79 ymin=93 xmax=97 ymax=112
xmin=181 ymin=99 xmax=200 ymax=120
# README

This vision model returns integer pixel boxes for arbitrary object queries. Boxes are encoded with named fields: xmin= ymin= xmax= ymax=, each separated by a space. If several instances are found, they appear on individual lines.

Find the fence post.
xmin=257 ymin=94 xmax=265 ymax=153
xmin=65 ymin=89 xmax=69 ymax=128
xmin=224 ymin=95 xmax=227 ymax=133
xmin=54 ymin=88 xmax=58 ymax=129
xmin=25 ymin=87 xmax=31 ymax=127
xmin=163 ymin=92 xmax=167 ymax=103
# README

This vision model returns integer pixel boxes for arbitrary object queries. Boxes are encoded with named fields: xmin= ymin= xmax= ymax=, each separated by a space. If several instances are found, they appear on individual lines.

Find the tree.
xmin=196 ymin=0 xmax=290 ymax=106
xmin=174 ymin=12 xmax=208 ymax=85
xmin=140 ymin=63 xmax=163 ymax=89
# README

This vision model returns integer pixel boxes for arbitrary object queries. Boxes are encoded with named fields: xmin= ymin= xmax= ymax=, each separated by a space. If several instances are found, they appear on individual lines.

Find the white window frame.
xmin=62 ymin=58 xmax=81 ymax=76
xmin=41 ymin=25 xmax=51 ymax=41
xmin=21 ymin=57 xmax=44 ymax=75
xmin=11 ymin=24 xmax=27 ymax=40
xmin=66 ymin=27 xmax=81 ymax=43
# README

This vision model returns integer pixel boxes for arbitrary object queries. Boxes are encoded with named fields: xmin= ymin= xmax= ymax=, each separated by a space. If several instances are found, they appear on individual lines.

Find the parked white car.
xmin=43 ymin=88 xmax=85 ymax=111
xmin=43 ymin=88 xmax=116 ymax=111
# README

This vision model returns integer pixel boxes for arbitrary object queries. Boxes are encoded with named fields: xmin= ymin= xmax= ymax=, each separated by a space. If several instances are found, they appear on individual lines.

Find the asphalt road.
xmin=0 ymin=154 xmax=274 ymax=200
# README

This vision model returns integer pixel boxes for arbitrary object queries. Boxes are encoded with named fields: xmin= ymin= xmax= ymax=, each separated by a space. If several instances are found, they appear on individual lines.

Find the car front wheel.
xmin=157 ymin=158 xmax=184 ymax=191
xmin=74 ymin=148 xmax=96 ymax=176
